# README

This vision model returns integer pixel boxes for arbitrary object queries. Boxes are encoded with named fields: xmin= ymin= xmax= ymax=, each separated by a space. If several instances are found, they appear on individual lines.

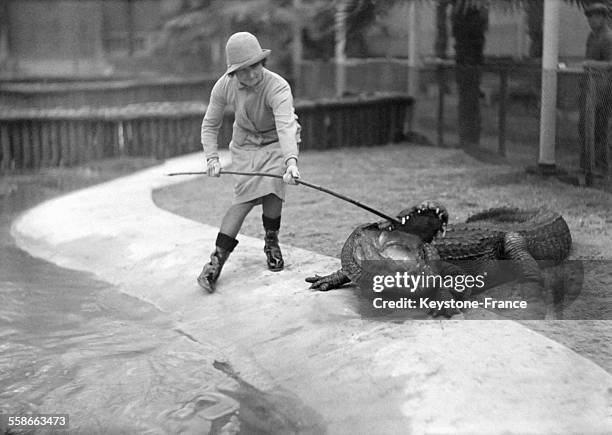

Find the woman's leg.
xmin=220 ymin=201 xmax=256 ymax=238
xmin=261 ymin=194 xmax=284 ymax=271
xmin=261 ymin=193 xmax=282 ymax=218
xmin=198 ymin=201 xmax=255 ymax=292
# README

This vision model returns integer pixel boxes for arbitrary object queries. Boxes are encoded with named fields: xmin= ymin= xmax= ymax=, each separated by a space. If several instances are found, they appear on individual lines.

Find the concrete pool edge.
xmin=11 ymin=152 xmax=612 ymax=434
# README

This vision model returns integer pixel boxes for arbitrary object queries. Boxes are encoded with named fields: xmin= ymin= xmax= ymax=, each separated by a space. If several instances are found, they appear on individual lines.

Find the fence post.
xmin=537 ymin=0 xmax=560 ymax=173
xmin=50 ymin=121 xmax=60 ymax=166
xmin=334 ymin=0 xmax=348 ymax=98
xmin=12 ymin=122 xmax=23 ymax=169
xmin=584 ymin=66 xmax=596 ymax=186
xmin=39 ymin=122 xmax=49 ymax=168
xmin=498 ymin=66 xmax=508 ymax=156
xmin=21 ymin=121 xmax=32 ymax=169
xmin=437 ymin=62 xmax=446 ymax=147
xmin=0 ymin=123 xmax=10 ymax=171
xmin=31 ymin=120 xmax=41 ymax=169
xmin=407 ymin=1 xmax=421 ymax=99
xmin=606 ymin=69 xmax=611 ymax=179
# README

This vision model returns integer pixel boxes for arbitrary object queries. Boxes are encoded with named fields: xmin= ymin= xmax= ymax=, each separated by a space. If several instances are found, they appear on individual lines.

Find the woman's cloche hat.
xmin=225 ymin=32 xmax=271 ymax=75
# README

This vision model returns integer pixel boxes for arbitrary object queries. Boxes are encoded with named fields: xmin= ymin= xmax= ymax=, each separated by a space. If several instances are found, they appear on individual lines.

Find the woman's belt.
xmin=244 ymin=131 xmax=279 ymax=146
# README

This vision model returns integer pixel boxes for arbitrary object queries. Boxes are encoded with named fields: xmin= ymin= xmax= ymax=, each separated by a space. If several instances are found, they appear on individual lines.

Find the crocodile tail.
xmin=466 ymin=207 xmax=525 ymax=223
xmin=528 ymin=213 xmax=572 ymax=262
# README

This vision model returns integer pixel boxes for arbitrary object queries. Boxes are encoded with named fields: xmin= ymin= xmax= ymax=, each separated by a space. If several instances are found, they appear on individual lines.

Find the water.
xmin=0 ymin=180 xmax=322 ymax=434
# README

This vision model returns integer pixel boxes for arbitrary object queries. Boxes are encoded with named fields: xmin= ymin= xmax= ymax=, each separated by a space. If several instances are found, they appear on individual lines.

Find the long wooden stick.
xmin=167 ymin=170 xmax=401 ymax=225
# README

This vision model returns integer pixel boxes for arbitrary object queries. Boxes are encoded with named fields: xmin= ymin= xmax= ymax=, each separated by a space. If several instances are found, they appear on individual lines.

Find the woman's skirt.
xmin=229 ymin=140 xmax=286 ymax=204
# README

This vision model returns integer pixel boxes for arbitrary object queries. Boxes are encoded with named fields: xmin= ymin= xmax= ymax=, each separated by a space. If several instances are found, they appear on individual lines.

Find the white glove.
xmin=207 ymin=158 xmax=221 ymax=177
xmin=283 ymin=164 xmax=300 ymax=185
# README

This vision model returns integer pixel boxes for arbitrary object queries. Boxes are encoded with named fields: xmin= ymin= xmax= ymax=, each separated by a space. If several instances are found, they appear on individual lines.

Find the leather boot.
xmin=264 ymin=230 xmax=284 ymax=271
xmin=197 ymin=233 xmax=238 ymax=293
xmin=262 ymin=215 xmax=283 ymax=271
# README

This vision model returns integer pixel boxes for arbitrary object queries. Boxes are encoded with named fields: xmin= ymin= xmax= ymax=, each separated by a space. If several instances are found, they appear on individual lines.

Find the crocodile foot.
xmin=305 ymin=271 xmax=351 ymax=291
xmin=428 ymin=288 xmax=462 ymax=318
xmin=428 ymin=305 xmax=462 ymax=319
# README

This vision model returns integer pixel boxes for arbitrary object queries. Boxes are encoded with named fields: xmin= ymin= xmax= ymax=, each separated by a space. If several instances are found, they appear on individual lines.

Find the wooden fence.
xmin=0 ymin=94 xmax=413 ymax=172
xmin=426 ymin=59 xmax=610 ymax=187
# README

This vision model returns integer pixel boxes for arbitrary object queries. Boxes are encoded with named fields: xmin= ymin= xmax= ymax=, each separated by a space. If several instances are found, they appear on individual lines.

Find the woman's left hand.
xmin=283 ymin=164 xmax=300 ymax=185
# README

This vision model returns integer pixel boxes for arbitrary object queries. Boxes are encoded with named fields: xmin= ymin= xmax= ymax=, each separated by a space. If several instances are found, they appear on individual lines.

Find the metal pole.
xmin=335 ymin=0 xmax=348 ymax=98
xmin=292 ymin=0 xmax=303 ymax=96
xmin=437 ymin=61 xmax=445 ymax=147
xmin=406 ymin=0 xmax=420 ymax=135
xmin=408 ymin=1 xmax=420 ymax=97
xmin=584 ymin=65 xmax=596 ymax=185
xmin=538 ymin=0 xmax=560 ymax=173
xmin=498 ymin=67 xmax=508 ymax=156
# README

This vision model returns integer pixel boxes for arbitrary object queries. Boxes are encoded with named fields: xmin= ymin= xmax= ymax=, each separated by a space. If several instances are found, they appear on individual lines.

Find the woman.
xmin=198 ymin=31 xmax=301 ymax=293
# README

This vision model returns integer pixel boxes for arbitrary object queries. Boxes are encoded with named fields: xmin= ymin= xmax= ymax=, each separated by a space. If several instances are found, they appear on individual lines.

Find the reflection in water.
xmin=0 ymin=231 xmax=239 ymax=433
xmin=1 ymin=182 xmax=322 ymax=434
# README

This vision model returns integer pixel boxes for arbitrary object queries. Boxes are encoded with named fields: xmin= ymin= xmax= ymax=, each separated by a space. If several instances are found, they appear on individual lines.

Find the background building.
xmin=0 ymin=0 xmax=163 ymax=77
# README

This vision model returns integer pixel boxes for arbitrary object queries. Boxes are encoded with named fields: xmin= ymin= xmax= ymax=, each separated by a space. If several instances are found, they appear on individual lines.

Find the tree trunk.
xmin=435 ymin=0 xmax=450 ymax=59
xmin=0 ymin=0 xmax=8 ymax=64
xmin=292 ymin=0 xmax=303 ymax=96
xmin=127 ymin=0 xmax=136 ymax=56
xmin=335 ymin=0 xmax=348 ymax=97
xmin=451 ymin=1 xmax=488 ymax=148
xmin=526 ymin=0 xmax=544 ymax=58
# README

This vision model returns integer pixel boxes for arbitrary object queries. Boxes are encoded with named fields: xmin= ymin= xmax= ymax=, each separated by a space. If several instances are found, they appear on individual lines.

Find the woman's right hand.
xmin=207 ymin=158 xmax=221 ymax=177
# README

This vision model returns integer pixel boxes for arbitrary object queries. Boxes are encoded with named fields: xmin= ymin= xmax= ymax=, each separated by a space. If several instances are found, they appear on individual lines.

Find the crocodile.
xmin=305 ymin=201 xmax=572 ymax=317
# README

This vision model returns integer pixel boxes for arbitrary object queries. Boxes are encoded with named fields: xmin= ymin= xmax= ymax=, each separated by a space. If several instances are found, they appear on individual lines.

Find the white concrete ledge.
xmin=12 ymin=152 xmax=612 ymax=434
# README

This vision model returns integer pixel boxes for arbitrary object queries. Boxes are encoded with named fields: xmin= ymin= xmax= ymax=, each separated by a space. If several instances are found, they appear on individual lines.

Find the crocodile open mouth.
xmin=403 ymin=203 xmax=448 ymax=224
xmin=397 ymin=201 xmax=449 ymax=239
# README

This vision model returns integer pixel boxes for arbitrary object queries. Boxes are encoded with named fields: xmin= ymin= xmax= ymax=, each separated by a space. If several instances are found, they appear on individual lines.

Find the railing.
xmin=424 ymin=59 xmax=611 ymax=187
xmin=0 ymin=75 xmax=217 ymax=108
xmin=295 ymin=94 xmax=410 ymax=150
xmin=424 ymin=58 xmax=543 ymax=152
xmin=581 ymin=63 xmax=612 ymax=185
xmin=0 ymin=93 xmax=413 ymax=172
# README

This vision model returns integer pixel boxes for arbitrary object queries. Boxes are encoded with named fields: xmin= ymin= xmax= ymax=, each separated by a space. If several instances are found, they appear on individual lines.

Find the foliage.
xmin=152 ymin=0 xmax=606 ymax=64
xmin=151 ymin=0 xmax=402 ymax=74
